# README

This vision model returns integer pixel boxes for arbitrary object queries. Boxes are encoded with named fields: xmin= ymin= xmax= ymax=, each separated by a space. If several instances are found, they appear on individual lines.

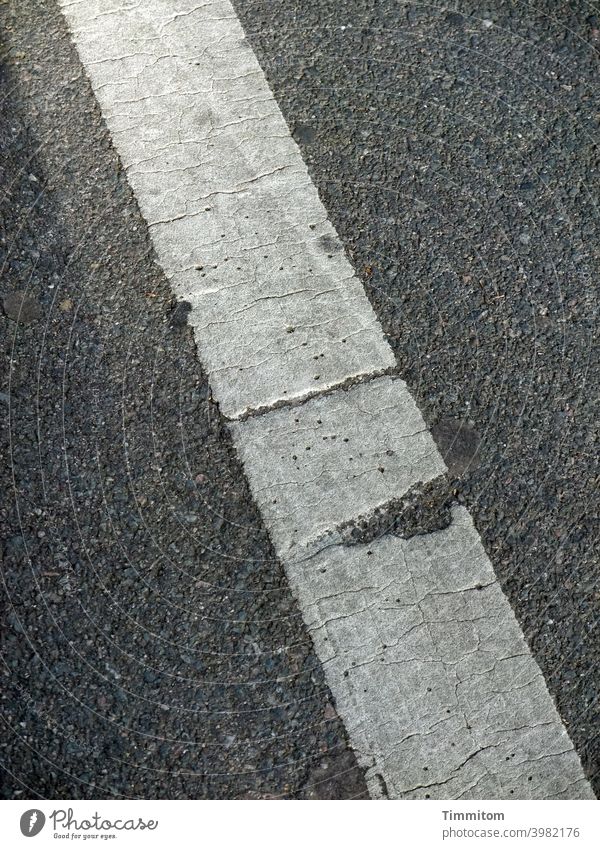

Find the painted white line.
xmin=286 ymin=507 xmax=592 ymax=799
xmin=58 ymin=0 xmax=394 ymax=420
xmin=58 ymin=0 xmax=594 ymax=798
xmin=231 ymin=376 xmax=445 ymax=558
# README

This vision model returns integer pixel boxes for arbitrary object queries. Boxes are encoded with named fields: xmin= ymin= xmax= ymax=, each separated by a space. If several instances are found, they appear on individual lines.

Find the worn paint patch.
xmin=231 ymin=377 xmax=445 ymax=557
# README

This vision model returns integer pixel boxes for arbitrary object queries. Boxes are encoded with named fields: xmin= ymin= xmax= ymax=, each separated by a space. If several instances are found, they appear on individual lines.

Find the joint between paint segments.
xmin=289 ymin=474 xmax=454 ymax=565
xmin=224 ymin=364 xmax=401 ymax=422
xmin=330 ymin=474 xmax=455 ymax=547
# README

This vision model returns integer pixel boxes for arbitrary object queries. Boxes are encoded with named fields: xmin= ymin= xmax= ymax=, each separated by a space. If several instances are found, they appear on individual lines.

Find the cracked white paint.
xmin=59 ymin=0 xmax=593 ymax=799
xmin=57 ymin=0 xmax=394 ymax=419
xmin=287 ymin=507 xmax=593 ymax=799
xmin=231 ymin=376 xmax=445 ymax=557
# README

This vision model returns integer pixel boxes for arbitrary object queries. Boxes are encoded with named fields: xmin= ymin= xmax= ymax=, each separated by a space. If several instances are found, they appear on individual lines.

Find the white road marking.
xmin=58 ymin=0 xmax=594 ymax=798
xmin=58 ymin=0 xmax=393 ymax=420
xmin=231 ymin=377 xmax=445 ymax=557
xmin=287 ymin=507 xmax=591 ymax=799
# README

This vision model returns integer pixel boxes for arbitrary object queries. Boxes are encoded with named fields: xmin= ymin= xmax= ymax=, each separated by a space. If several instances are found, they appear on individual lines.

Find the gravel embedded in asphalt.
xmin=0 ymin=0 xmax=367 ymax=800
xmin=1 ymin=0 xmax=598 ymax=800
xmin=232 ymin=0 xmax=600 ymax=793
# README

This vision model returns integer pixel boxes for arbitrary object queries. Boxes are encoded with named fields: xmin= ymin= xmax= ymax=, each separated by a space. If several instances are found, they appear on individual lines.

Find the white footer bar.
xmin=2 ymin=799 xmax=599 ymax=848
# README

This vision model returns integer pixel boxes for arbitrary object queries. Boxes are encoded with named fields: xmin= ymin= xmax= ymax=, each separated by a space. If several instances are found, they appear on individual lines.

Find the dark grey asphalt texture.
xmin=0 ymin=0 xmax=368 ymax=799
xmin=1 ymin=0 xmax=598 ymax=801
xmin=232 ymin=0 xmax=600 ymax=793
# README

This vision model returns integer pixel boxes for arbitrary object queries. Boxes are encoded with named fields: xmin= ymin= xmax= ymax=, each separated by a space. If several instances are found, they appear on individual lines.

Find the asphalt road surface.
xmin=0 ymin=0 xmax=367 ymax=799
xmin=1 ymin=0 xmax=598 ymax=799
xmin=232 ymin=0 xmax=600 ymax=791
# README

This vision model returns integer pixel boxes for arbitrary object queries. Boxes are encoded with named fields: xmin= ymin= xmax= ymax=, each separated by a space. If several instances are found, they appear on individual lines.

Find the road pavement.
xmin=232 ymin=0 xmax=600 ymax=793
xmin=0 ymin=0 xmax=367 ymax=799
xmin=1 ymin=0 xmax=598 ymax=798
